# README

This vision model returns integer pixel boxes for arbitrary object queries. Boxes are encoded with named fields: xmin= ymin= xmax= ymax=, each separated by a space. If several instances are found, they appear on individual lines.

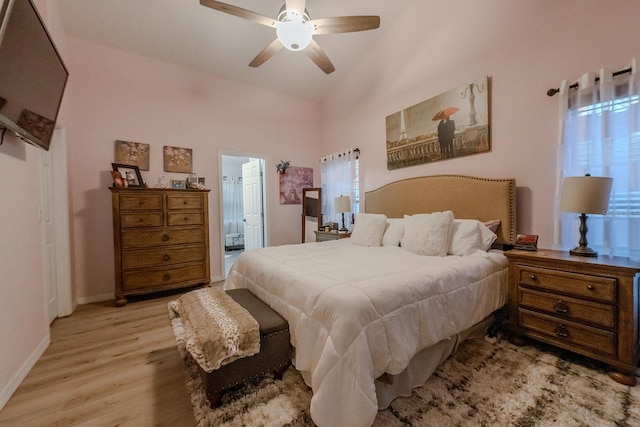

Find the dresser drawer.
xmin=167 ymin=212 xmax=204 ymax=226
xmin=123 ymin=263 xmax=207 ymax=290
xmin=519 ymin=308 xmax=617 ymax=357
xmin=122 ymin=245 xmax=205 ymax=269
xmin=121 ymin=227 xmax=205 ymax=248
xmin=119 ymin=194 xmax=163 ymax=210
xmin=120 ymin=212 xmax=163 ymax=228
xmin=519 ymin=288 xmax=616 ymax=329
xmin=167 ymin=194 xmax=204 ymax=210
xmin=518 ymin=266 xmax=617 ymax=303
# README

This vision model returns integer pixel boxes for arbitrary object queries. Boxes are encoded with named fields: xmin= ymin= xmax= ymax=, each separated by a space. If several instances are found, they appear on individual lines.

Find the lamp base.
xmin=569 ymin=246 xmax=598 ymax=257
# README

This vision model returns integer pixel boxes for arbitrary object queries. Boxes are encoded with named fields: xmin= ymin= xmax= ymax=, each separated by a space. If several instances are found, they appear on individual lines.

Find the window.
xmin=558 ymin=65 xmax=640 ymax=260
xmin=320 ymin=149 xmax=360 ymax=226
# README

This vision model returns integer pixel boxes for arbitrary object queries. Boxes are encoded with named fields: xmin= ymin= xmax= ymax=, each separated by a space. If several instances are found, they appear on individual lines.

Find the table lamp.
xmin=334 ymin=196 xmax=351 ymax=232
xmin=559 ymin=174 xmax=613 ymax=257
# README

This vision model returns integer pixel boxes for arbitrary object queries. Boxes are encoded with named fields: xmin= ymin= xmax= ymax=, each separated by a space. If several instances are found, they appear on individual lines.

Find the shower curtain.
xmin=223 ymin=177 xmax=244 ymax=249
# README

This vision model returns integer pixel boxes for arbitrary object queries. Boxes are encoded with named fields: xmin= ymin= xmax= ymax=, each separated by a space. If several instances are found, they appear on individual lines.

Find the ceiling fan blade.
xmin=285 ymin=0 xmax=307 ymax=14
xmin=249 ymin=39 xmax=284 ymax=68
xmin=199 ymin=0 xmax=277 ymax=28
xmin=304 ymin=39 xmax=335 ymax=74
xmin=311 ymin=16 xmax=380 ymax=35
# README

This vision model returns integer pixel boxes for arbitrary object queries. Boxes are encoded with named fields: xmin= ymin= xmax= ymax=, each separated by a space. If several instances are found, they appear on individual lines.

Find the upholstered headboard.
xmin=364 ymin=175 xmax=517 ymax=245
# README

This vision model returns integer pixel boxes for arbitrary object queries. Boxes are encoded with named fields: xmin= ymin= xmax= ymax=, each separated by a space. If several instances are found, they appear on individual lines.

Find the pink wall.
xmin=319 ymin=0 xmax=640 ymax=250
xmin=64 ymin=38 xmax=321 ymax=301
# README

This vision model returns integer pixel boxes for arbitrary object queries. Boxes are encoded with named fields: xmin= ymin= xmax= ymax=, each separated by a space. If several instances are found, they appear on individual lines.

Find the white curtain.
xmin=556 ymin=58 xmax=640 ymax=260
xmin=222 ymin=176 xmax=243 ymax=235
xmin=320 ymin=148 xmax=359 ymax=227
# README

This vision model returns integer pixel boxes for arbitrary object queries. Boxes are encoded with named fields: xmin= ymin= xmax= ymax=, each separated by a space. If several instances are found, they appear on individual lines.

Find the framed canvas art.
xmin=115 ymin=140 xmax=150 ymax=171
xmin=385 ymin=75 xmax=490 ymax=170
xmin=279 ymin=166 xmax=313 ymax=205
xmin=164 ymin=145 xmax=193 ymax=173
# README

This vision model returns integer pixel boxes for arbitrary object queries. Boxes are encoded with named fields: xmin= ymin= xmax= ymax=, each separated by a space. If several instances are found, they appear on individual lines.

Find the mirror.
xmin=302 ymin=187 xmax=322 ymax=243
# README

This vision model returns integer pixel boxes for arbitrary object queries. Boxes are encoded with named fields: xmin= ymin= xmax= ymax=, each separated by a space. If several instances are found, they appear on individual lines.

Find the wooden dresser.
xmin=110 ymin=187 xmax=211 ymax=306
xmin=506 ymin=249 xmax=640 ymax=385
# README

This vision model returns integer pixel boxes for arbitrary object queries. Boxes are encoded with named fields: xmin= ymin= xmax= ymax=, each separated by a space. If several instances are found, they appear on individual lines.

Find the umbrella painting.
xmin=385 ymin=76 xmax=489 ymax=170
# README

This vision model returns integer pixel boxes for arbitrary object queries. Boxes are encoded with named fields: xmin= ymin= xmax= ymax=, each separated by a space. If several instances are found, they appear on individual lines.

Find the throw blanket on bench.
xmin=168 ymin=287 xmax=260 ymax=373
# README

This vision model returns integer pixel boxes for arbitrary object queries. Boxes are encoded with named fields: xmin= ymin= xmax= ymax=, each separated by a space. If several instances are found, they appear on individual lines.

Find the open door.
xmin=242 ymin=159 xmax=265 ymax=250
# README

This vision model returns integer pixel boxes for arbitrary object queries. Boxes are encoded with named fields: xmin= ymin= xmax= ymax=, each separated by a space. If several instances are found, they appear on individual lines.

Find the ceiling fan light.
xmin=276 ymin=11 xmax=313 ymax=51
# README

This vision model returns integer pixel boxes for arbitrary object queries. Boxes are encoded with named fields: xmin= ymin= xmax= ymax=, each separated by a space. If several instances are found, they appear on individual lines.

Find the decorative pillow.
xmin=381 ymin=218 xmax=404 ymax=247
xmin=484 ymin=219 xmax=501 ymax=234
xmin=401 ymin=211 xmax=454 ymax=256
xmin=449 ymin=219 xmax=498 ymax=256
xmin=350 ymin=213 xmax=388 ymax=247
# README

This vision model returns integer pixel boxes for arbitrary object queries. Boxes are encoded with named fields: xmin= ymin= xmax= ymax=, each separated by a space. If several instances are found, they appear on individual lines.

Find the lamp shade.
xmin=334 ymin=196 xmax=351 ymax=213
xmin=560 ymin=176 xmax=613 ymax=214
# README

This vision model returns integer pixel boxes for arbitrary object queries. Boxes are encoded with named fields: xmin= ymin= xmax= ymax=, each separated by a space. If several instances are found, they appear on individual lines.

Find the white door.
xmin=41 ymin=149 xmax=57 ymax=323
xmin=242 ymin=159 xmax=264 ymax=250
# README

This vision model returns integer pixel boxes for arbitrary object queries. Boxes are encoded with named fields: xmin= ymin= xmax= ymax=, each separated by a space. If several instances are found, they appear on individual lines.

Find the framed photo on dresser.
xmin=111 ymin=163 xmax=144 ymax=187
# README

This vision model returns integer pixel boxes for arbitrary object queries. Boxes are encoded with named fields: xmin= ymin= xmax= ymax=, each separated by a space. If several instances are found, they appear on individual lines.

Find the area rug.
xmin=169 ymin=313 xmax=640 ymax=426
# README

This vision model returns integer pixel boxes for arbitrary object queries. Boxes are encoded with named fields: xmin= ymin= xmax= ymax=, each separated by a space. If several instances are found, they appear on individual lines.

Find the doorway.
xmin=219 ymin=153 xmax=267 ymax=277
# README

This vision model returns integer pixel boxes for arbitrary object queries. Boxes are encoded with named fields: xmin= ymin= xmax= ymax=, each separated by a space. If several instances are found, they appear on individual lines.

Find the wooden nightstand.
xmin=505 ymin=249 xmax=640 ymax=385
xmin=314 ymin=230 xmax=351 ymax=242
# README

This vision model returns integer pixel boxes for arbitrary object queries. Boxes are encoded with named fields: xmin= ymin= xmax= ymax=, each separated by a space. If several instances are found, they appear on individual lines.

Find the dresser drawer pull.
xmin=529 ymin=274 xmax=537 ymax=281
xmin=587 ymin=285 xmax=595 ymax=290
xmin=554 ymin=301 xmax=569 ymax=314
xmin=162 ymin=254 xmax=171 ymax=261
xmin=162 ymin=234 xmax=170 ymax=242
xmin=555 ymin=324 xmax=569 ymax=338
xmin=163 ymin=274 xmax=171 ymax=281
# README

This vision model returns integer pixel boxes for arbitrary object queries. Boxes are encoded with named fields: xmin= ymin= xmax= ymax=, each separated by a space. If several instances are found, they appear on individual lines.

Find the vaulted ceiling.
xmin=57 ymin=0 xmax=413 ymax=101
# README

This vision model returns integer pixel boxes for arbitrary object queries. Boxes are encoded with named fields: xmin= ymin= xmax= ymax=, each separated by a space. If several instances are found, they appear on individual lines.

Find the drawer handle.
xmin=139 ymin=218 xmax=144 ymax=222
xmin=529 ymin=274 xmax=537 ymax=281
xmin=587 ymin=285 xmax=595 ymax=291
xmin=184 ymin=217 xmax=189 ymax=222
xmin=554 ymin=301 xmax=568 ymax=314
xmin=555 ymin=324 xmax=569 ymax=338
xmin=162 ymin=234 xmax=170 ymax=242
xmin=139 ymin=200 xmax=144 ymax=205
xmin=163 ymin=274 xmax=171 ymax=281
xmin=184 ymin=201 xmax=188 ymax=205
xmin=162 ymin=254 xmax=171 ymax=261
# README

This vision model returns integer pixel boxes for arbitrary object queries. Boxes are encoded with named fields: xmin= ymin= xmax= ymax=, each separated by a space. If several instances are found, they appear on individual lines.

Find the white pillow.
xmin=381 ymin=218 xmax=404 ymax=247
xmin=350 ymin=213 xmax=388 ymax=247
xmin=401 ymin=211 xmax=454 ymax=256
xmin=449 ymin=219 xmax=498 ymax=256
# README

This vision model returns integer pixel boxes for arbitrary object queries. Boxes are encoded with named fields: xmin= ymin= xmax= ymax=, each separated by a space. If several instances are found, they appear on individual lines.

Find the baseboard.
xmin=76 ymin=293 xmax=114 ymax=305
xmin=0 ymin=334 xmax=50 ymax=411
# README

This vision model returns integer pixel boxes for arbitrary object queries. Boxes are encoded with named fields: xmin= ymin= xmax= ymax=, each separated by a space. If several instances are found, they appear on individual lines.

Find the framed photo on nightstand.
xmin=514 ymin=234 xmax=538 ymax=251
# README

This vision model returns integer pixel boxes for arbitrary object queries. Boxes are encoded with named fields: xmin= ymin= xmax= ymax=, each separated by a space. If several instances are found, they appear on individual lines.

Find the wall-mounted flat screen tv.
xmin=0 ymin=0 xmax=68 ymax=151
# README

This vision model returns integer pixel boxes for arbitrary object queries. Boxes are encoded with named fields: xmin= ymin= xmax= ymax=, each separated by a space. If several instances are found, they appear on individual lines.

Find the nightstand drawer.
xmin=519 ymin=308 xmax=617 ymax=357
xmin=518 ymin=266 xmax=616 ymax=303
xmin=519 ymin=288 xmax=616 ymax=329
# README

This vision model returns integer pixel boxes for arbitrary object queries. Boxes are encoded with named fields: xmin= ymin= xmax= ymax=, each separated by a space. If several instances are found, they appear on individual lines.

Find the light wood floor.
xmin=0 ymin=290 xmax=200 ymax=427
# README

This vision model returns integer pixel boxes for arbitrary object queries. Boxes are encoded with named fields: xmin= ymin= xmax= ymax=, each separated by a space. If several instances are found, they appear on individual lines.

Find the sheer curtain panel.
xmin=222 ymin=177 xmax=243 ymax=235
xmin=556 ymin=58 xmax=640 ymax=260
xmin=320 ymin=148 xmax=359 ymax=226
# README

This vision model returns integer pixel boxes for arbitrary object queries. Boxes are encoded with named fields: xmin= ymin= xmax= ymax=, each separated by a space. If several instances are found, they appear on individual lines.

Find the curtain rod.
xmin=546 ymin=67 xmax=632 ymax=97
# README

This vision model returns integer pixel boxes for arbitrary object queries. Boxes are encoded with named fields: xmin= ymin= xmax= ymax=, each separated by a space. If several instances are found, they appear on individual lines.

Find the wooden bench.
xmin=195 ymin=289 xmax=291 ymax=407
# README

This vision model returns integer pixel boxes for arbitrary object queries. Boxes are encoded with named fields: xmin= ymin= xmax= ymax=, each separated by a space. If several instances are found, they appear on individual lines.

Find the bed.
xmin=225 ymin=175 xmax=516 ymax=427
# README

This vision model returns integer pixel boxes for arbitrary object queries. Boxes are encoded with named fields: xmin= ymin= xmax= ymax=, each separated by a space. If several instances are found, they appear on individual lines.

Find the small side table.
xmin=505 ymin=248 xmax=640 ymax=385
xmin=314 ymin=230 xmax=351 ymax=242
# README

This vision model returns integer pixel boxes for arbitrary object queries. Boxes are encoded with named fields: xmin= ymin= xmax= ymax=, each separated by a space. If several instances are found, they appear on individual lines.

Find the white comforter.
xmin=225 ymin=239 xmax=508 ymax=427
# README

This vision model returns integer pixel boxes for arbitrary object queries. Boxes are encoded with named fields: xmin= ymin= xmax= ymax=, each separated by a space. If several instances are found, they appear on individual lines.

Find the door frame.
xmin=218 ymin=150 xmax=268 ymax=278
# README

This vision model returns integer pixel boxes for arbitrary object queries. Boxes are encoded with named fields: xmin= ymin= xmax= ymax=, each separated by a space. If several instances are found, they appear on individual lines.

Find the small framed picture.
xmin=111 ymin=163 xmax=144 ymax=187
xmin=515 ymin=234 xmax=539 ymax=251
xmin=171 ymin=179 xmax=186 ymax=189
xmin=198 ymin=177 xmax=205 ymax=186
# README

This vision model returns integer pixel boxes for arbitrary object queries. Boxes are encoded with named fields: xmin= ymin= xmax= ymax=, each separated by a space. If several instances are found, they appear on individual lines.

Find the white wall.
xmin=319 ymin=0 xmax=640 ymax=250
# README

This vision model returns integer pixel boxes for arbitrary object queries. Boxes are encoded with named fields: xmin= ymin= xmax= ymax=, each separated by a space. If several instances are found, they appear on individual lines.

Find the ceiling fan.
xmin=200 ymin=0 xmax=380 ymax=74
